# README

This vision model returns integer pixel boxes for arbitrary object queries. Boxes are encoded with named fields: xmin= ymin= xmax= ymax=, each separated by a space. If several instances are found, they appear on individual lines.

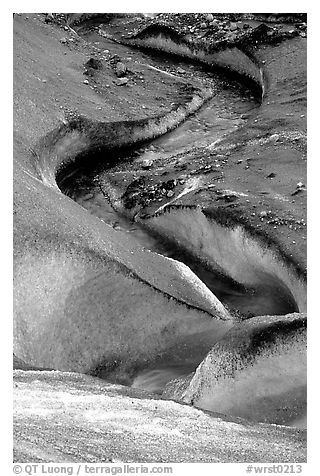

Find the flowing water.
xmin=59 ymin=51 xmax=259 ymax=230
xmin=58 ymin=69 xmax=295 ymax=321
xmin=56 ymin=49 xmax=305 ymax=427
xmin=58 ymin=63 xmax=267 ymax=316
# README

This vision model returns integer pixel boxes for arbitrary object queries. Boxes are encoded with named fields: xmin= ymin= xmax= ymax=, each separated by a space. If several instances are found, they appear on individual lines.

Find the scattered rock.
xmin=206 ymin=14 xmax=214 ymax=22
xmin=60 ymin=37 xmax=68 ymax=44
xmin=166 ymin=190 xmax=175 ymax=198
xmin=83 ymin=80 xmax=89 ymax=85
xmin=250 ymin=23 xmax=273 ymax=41
xmin=45 ymin=13 xmax=54 ymax=23
xmin=209 ymin=22 xmax=219 ymax=32
xmin=269 ymin=134 xmax=280 ymax=142
xmin=98 ymin=28 xmax=111 ymax=39
xmin=116 ymin=78 xmax=129 ymax=86
xmin=226 ymin=32 xmax=238 ymax=42
xmin=115 ymin=62 xmax=127 ymax=78
xmin=85 ymin=58 xmax=103 ymax=70
xmin=229 ymin=22 xmax=238 ymax=31
xmin=141 ymin=159 xmax=153 ymax=169
xmin=216 ymin=192 xmax=238 ymax=203
xmin=291 ymin=182 xmax=306 ymax=195
xmin=166 ymin=179 xmax=177 ymax=189
xmin=267 ymin=172 xmax=276 ymax=179
xmin=109 ymin=54 xmax=121 ymax=65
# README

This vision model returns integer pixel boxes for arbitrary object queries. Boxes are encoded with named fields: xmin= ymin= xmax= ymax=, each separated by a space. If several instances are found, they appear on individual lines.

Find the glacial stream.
xmin=57 ymin=63 xmax=268 ymax=320
xmin=56 ymin=48 xmax=303 ymax=413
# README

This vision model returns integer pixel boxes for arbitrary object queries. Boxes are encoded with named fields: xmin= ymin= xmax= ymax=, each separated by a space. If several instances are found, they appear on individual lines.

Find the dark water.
xmin=55 ymin=42 xmax=306 ymax=430
xmin=58 ymin=90 xmax=261 ymax=315
xmin=58 ymin=53 xmax=300 ymax=321
xmin=57 ymin=50 xmax=293 ymax=392
xmin=54 ymin=27 xmax=308 ymax=432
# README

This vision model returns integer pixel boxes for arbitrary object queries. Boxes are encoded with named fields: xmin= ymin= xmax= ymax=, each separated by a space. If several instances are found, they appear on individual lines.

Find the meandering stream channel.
xmin=56 ymin=44 xmax=303 ymax=403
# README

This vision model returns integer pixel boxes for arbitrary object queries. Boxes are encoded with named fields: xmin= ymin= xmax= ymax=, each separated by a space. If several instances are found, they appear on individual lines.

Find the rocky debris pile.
xmin=45 ymin=13 xmax=116 ymax=28
xmin=48 ymin=13 xmax=307 ymax=49
xmin=146 ymin=13 xmax=246 ymax=35
xmin=81 ymin=52 xmax=132 ymax=87
xmin=122 ymin=13 xmax=306 ymax=49
xmin=255 ymin=209 xmax=306 ymax=230
xmin=44 ymin=13 xmax=68 ymax=25
xmin=122 ymin=176 xmax=180 ymax=209
xmin=243 ymin=13 xmax=307 ymax=23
